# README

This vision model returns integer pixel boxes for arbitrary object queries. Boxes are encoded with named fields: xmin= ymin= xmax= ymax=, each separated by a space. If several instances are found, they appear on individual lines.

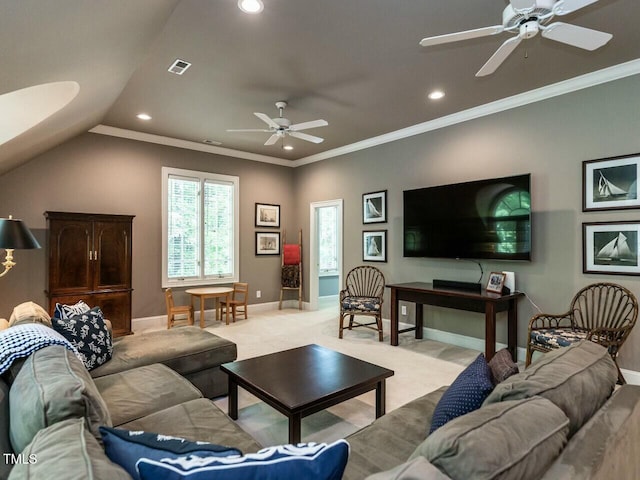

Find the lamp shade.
xmin=0 ymin=218 xmax=41 ymax=249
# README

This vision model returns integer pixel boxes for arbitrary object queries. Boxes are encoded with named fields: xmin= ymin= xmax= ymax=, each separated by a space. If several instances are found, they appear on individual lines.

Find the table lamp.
xmin=0 ymin=215 xmax=41 ymax=278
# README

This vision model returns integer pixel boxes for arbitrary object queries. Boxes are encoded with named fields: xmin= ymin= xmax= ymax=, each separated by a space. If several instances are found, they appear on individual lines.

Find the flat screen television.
xmin=403 ymin=174 xmax=531 ymax=261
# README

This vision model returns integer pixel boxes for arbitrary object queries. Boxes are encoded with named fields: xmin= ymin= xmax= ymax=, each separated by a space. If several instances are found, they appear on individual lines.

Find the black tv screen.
xmin=403 ymin=174 xmax=531 ymax=261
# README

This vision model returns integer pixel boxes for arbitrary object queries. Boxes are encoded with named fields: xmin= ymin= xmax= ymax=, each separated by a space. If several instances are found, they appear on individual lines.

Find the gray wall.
xmin=319 ymin=275 xmax=339 ymax=297
xmin=293 ymin=74 xmax=640 ymax=371
xmin=0 ymin=133 xmax=294 ymax=318
xmin=1 ymin=74 xmax=640 ymax=371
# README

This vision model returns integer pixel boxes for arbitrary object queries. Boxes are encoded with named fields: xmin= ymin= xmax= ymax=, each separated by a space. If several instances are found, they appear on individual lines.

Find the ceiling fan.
xmin=419 ymin=0 xmax=612 ymax=77
xmin=227 ymin=101 xmax=328 ymax=146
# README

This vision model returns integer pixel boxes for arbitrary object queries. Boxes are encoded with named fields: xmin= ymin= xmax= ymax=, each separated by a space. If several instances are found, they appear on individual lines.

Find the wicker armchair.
xmin=339 ymin=266 xmax=385 ymax=342
xmin=526 ymin=282 xmax=638 ymax=384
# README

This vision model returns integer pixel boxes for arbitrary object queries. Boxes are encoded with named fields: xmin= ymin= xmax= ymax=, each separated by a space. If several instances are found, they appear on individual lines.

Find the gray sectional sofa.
xmin=2 ymin=316 xmax=640 ymax=479
xmin=1 ymin=323 xmax=259 ymax=479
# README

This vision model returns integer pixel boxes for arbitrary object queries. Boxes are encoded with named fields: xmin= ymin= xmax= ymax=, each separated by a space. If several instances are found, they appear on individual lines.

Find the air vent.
xmin=168 ymin=59 xmax=192 ymax=75
xmin=203 ymin=139 xmax=222 ymax=146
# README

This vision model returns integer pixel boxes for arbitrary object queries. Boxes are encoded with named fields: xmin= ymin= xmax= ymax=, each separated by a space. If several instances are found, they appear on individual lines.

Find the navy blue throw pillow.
xmin=429 ymin=353 xmax=494 ymax=434
xmin=100 ymin=427 xmax=242 ymax=480
xmin=51 ymin=306 xmax=112 ymax=370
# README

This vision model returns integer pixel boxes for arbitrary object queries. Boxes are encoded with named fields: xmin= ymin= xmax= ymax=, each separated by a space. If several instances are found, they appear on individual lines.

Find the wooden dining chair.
xmin=165 ymin=288 xmax=194 ymax=329
xmin=220 ymin=283 xmax=249 ymax=322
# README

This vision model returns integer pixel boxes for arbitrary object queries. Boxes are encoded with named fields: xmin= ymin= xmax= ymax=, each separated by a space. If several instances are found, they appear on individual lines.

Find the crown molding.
xmin=88 ymin=125 xmax=293 ymax=167
xmin=293 ymin=58 xmax=640 ymax=167
xmin=90 ymin=59 xmax=640 ymax=169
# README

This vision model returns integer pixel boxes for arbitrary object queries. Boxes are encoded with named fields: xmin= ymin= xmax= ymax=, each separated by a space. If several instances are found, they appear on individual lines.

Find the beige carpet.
xmin=193 ymin=303 xmax=480 ymax=447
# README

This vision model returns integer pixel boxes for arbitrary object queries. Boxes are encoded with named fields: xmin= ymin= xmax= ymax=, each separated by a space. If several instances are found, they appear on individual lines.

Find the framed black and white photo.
xmin=486 ymin=272 xmax=506 ymax=294
xmin=583 ymin=221 xmax=640 ymax=275
xmin=363 ymin=190 xmax=387 ymax=224
xmin=255 ymin=231 xmax=280 ymax=256
xmin=255 ymin=203 xmax=280 ymax=227
xmin=363 ymin=230 xmax=387 ymax=262
xmin=583 ymin=153 xmax=640 ymax=211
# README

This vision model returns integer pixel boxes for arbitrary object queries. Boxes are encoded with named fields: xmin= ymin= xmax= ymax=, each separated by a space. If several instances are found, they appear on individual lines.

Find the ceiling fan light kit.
xmin=419 ymin=0 xmax=612 ymax=77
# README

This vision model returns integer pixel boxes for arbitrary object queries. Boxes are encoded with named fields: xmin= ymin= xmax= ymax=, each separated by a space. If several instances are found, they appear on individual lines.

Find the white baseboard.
xmin=396 ymin=320 xmax=640 ymax=383
xmin=131 ymin=300 xmax=305 ymax=331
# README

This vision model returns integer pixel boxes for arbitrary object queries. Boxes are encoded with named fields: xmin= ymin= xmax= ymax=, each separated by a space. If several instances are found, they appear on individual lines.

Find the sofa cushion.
xmin=343 ymin=387 xmax=447 ymax=480
xmin=366 ymin=457 xmax=452 ymax=480
xmin=411 ymin=396 xmax=570 ymax=480
xmin=0 ymin=323 xmax=82 ymax=375
xmin=136 ymin=440 xmax=350 ymax=480
xmin=100 ymin=426 xmax=242 ymax=480
xmin=8 ymin=301 xmax=51 ymax=328
xmin=0 ymin=378 xmax=12 ymax=480
xmin=51 ymin=306 xmax=113 ymax=370
xmin=9 ymin=345 xmax=111 ymax=453
xmin=483 ymin=340 xmax=617 ymax=435
xmin=53 ymin=300 xmax=91 ymax=319
xmin=120 ymin=398 xmax=263 ymax=455
xmin=9 ymin=418 xmax=130 ymax=479
xmin=94 ymin=363 xmax=202 ymax=426
xmin=488 ymin=348 xmax=519 ymax=385
xmin=89 ymin=326 xmax=237 ymax=379
xmin=429 ymin=354 xmax=494 ymax=434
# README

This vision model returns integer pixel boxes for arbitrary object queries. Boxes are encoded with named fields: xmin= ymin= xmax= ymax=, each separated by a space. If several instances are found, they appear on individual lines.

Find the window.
xmin=318 ymin=205 xmax=338 ymax=274
xmin=162 ymin=167 xmax=239 ymax=287
xmin=493 ymin=189 xmax=531 ymax=254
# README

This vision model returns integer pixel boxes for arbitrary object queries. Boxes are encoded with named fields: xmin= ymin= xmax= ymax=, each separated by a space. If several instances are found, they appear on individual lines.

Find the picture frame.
xmin=255 ymin=231 xmax=280 ymax=256
xmin=255 ymin=203 xmax=280 ymax=227
xmin=583 ymin=153 xmax=640 ymax=211
xmin=486 ymin=272 xmax=506 ymax=294
xmin=363 ymin=190 xmax=387 ymax=224
xmin=583 ymin=221 xmax=640 ymax=275
xmin=363 ymin=230 xmax=387 ymax=262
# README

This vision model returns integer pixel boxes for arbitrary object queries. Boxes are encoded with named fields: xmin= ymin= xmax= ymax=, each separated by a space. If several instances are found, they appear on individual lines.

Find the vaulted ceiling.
xmin=1 ymin=0 xmax=639 ymax=174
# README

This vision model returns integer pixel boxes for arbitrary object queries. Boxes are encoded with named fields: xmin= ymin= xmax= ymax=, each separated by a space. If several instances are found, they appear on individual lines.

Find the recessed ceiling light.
xmin=283 ymin=145 xmax=293 ymax=151
xmin=427 ymin=90 xmax=445 ymax=100
xmin=136 ymin=113 xmax=152 ymax=120
xmin=238 ymin=0 xmax=264 ymax=14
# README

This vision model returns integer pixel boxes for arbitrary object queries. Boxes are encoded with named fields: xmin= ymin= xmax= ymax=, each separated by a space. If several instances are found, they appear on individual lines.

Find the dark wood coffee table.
xmin=220 ymin=344 xmax=394 ymax=443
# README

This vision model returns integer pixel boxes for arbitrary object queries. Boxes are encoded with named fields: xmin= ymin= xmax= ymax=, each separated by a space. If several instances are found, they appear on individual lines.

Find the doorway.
xmin=309 ymin=199 xmax=343 ymax=311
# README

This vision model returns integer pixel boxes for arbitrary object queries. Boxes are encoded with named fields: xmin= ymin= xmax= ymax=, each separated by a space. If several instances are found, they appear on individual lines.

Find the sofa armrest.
xmin=539 ymin=385 xmax=640 ymax=480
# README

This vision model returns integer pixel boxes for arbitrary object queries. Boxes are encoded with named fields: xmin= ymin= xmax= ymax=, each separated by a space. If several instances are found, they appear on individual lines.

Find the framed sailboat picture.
xmin=583 ymin=153 xmax=640 ymax=211
xmin=363 ymin=190 xmax=387 ymax=224
xmin=363 ymin=230 xmax=387 ymax=262
xmin=583 ymin=221 xmax=640 ymax=275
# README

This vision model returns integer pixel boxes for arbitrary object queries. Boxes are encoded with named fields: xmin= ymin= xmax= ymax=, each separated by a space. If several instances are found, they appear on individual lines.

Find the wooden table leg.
xmin=228 ymin=378 xmax=238 ymax=420
xmin=375 ymin=379 xmax=386 ymax=418
xmin=415 ymin=303 xmax=424 ymax=339
xmin=507 ymin=298 xmax=518 ymax=361
xmin=391 ymin=287 xmax=399 ymax=346
xmin=225 ymin=293 xmax=230 ymax=325
xmin=289 ymin=414 xmax=302 ymax=444
xmin=200 ymin=296 xmax=206 ymax=328
xmin=485 ymin=302 xmax=496 ymax=361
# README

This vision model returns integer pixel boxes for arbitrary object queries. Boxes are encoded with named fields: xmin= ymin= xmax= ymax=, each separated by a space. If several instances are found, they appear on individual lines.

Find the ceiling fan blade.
xmin=554 ymin=0 xmax=600 ymax=15
xmin=542 ymin=22 xmax=612 ymax=50
xmin=289 ymin=119 xmax=328 ymax=131
xmin=476 ymin=35 xmax=522 ymax=77
xmin=510 ymin=0 xmax=536 ymax=11
xmin=254 ymin=112 xmax=280 ymax=129
xmin=227 ymin=128 xmax=271 ymax=132
xmin=420 ymin=25 xmax=504 ymax=47
xmin=264 ymin=134 xmax=279 ymax=146
xmin=288 ymin=131 xmax=324 ymax=144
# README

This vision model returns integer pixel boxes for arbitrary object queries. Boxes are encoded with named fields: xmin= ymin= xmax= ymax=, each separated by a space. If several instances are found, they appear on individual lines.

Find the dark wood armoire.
xmin=45 ymin=211 xmax=134 ymax=336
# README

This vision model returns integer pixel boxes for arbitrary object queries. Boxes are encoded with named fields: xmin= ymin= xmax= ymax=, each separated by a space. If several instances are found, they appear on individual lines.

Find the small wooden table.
xmin=186 ymin=287 xmax=234 ymax=327
xmin=220 ymin=344 xmax=394 ymax=444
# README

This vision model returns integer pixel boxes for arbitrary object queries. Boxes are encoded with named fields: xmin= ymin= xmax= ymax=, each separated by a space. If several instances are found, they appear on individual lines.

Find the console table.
xmin=387 ymin=282 xmax=524 ymax=361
